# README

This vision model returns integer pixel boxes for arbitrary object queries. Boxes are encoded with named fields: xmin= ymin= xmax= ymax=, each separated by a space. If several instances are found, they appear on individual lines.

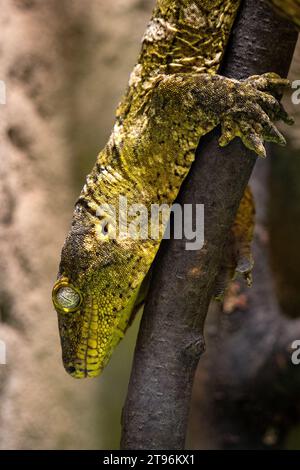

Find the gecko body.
xmin=52 ymin=0 xmax=297 ymax=378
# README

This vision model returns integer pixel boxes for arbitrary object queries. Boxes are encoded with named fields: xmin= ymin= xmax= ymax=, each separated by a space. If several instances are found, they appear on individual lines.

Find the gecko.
xmin=52 ymin=0 xmax=299 ymax=378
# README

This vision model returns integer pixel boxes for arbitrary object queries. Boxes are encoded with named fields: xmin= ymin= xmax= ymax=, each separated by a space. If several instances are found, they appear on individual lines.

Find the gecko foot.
xmin=219 ymin=73 xmax=293 ymax=158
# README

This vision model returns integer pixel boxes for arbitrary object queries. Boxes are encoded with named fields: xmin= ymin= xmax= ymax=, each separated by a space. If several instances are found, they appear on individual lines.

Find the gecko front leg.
xmin=146 ymin=71 xmax=291 ymax=295
xmin=148 ymin=72 xmax=292 ymax=163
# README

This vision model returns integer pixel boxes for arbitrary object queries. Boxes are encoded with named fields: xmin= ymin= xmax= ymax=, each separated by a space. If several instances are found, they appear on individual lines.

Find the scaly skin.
xmin=52 ymin=0 xmax=294 ymax=378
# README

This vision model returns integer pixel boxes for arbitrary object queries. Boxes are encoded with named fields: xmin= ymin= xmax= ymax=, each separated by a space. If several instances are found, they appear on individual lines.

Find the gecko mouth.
xmin=63 ymin=322 xmax=127 ymax=379
xmin=64 ymin=345 xmax=116 ymax=378
xmin=64 ymin=362 xmax=102 ymax=379
xmin=54 ymin=279 xmax=104 ymax=378
xmin=57 ymin=282 xmax=134 ymax=379
xmin=65 ymin=365 xmax=77 ymax=375
xmin=64 ymin=341 xmax=105 ymax=379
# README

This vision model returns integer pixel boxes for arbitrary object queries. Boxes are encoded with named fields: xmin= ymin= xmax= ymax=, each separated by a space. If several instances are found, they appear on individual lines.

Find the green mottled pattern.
xmin=53 ymin=0 xmax=294 ymax=378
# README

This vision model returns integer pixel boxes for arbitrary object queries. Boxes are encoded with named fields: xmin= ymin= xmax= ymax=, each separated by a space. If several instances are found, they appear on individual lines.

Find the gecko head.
xmin=52 ymin=203 xmax=140 ymax=379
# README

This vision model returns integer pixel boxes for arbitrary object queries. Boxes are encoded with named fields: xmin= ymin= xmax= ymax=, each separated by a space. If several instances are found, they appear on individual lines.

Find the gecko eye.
xmin=52 ymin=279 xmax=82 ymax=313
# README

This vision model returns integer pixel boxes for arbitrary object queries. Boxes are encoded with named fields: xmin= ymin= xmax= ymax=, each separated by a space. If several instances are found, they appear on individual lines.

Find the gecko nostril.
xmin=66 ymin=366 xmax=76 ymax=374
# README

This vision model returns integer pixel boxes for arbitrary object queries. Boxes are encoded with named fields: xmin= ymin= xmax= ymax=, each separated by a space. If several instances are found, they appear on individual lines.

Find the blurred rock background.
xmin=0 ymin=0 xmax=299 ymax=450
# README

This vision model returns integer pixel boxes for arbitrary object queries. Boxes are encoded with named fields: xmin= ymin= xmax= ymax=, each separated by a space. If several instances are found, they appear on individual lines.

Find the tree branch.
xmin=188 ymin=157 xmax=300 ymax=449
xmin=121 ymin=0 xmax=298 ymax=450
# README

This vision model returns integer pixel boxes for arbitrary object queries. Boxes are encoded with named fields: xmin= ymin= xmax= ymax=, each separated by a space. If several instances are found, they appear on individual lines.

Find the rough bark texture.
xmin=121 ymin=0 xmax=298 ymax=450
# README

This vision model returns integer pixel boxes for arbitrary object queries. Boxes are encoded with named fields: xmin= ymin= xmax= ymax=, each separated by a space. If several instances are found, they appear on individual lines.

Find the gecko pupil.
xmin=56 ymin=286 xmax=80 ymax=309
xmin=102 ymin=222 xmax=109 ymax=235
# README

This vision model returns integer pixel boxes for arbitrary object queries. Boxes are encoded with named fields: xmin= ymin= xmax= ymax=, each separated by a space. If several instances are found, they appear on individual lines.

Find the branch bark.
xmin=188 ymin=156 xmax=300 ymax=450
xmin=121 ymin=0 xmax=298 ymax=450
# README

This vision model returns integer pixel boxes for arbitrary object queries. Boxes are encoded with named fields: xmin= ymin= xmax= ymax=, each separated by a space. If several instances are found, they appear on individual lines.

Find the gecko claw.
xmin=219 ymin=72 xmax=293 ymax=157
